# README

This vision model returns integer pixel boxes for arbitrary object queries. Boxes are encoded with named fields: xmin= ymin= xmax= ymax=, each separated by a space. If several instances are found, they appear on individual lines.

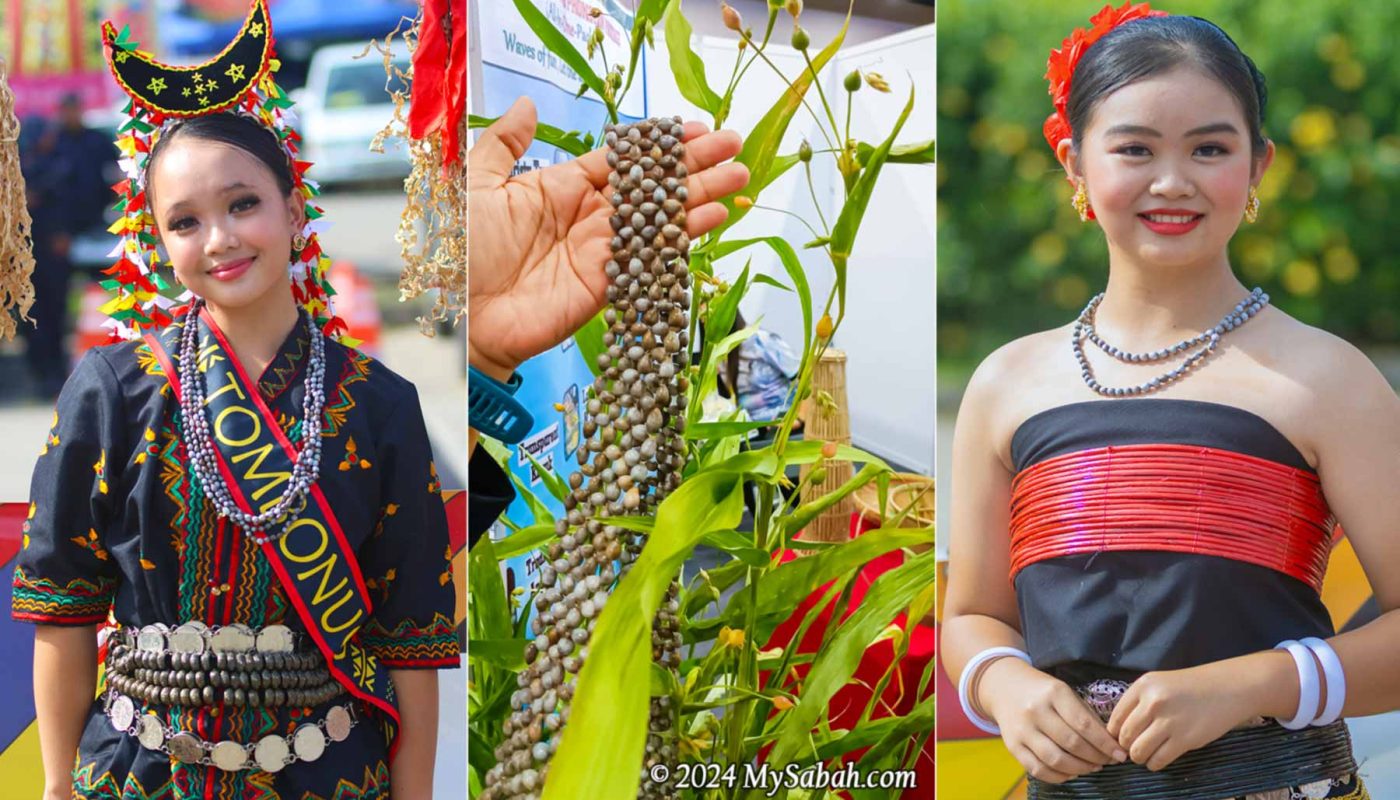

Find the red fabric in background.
xmin=407 ymin=0 xmax=465 ymax=167
xmin=759 ymin=513 xmax=936 ymax=798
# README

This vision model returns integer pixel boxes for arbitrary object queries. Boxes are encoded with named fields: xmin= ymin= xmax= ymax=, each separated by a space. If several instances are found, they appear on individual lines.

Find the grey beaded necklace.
xmin=1073 ymin=287 xmax=1268 ymax=396
xmin=178 ymin=300 xmax=328 ymax=544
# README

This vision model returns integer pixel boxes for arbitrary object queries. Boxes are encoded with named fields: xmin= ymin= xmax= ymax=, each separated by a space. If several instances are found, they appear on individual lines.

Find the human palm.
xmin=469 ymin=97 xmax=747 ymax=378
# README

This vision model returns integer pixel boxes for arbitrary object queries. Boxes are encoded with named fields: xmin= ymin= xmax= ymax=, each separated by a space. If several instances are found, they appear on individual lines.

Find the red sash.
xmin=146 ymin=310 xmax=401 ymax=755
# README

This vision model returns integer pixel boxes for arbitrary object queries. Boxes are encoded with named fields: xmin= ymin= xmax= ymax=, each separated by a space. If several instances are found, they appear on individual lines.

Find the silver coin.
xmin=169 ymin=624 xmax=206 ymax=654
xmin=254 ymin=735 xmax=291 ymax=773
xmin=211 ymin=740 xmax=248 ymax=772
xmin=255 ymin=625 xmax=295 ymax=654
xmin=136 ymin=625 xmax=165 ymax=653
xmin=292 ymin=724 xmax=326 ymax=762
xmin=168 ymin=732 xmax=204 ymax=764
xmin=109 ymin=695 xmax=135 ymax=731
xmin=136 ymin=715 xmax=164 ymax=750
xmin=325 ymin=705 xmax=352 ymax=742
xmin=211 ymin=624 xmax=255 ymax=653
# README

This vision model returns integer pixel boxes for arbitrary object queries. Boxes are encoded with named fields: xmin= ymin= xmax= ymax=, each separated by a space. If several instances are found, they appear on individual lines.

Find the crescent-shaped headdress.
xmin=101 ymin=0 xmax=350 ymax=343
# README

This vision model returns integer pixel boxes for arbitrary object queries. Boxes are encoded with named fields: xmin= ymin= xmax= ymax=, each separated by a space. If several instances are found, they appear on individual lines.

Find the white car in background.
xmin=297 ymin=42 xmax=411 ymax=187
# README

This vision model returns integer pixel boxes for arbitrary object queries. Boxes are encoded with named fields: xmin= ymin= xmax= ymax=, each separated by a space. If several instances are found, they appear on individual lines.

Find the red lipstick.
xmin=208 ymin=257 xmax=254 ymax=282
xmin=1138 ymin=208 xmax=1203 ymax=236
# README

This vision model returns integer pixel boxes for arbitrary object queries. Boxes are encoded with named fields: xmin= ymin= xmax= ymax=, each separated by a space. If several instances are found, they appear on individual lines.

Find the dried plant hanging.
xmin=0 ymin=55 xmax=37 ymax=341
xmin=371 ymin=0 xmax=466 ymax=336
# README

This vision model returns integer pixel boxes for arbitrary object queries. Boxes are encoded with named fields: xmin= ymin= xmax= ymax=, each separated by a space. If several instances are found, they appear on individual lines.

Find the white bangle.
xmin=957 ymin=646 xmax=1032 ymax=735
xmin=1299 ymin=636 xmax=1346 ymax=726
xmin=1275 ymin=639 xmax=1321 ymax=730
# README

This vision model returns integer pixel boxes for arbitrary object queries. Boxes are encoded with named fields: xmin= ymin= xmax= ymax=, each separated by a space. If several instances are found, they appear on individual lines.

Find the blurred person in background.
xmin=21 ymin=93 xmax=114 ymax=398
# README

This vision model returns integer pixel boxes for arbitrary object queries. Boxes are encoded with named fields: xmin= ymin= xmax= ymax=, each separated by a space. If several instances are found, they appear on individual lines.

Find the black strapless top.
xmin=1010 ymin=399 xmax=1335 ymax=679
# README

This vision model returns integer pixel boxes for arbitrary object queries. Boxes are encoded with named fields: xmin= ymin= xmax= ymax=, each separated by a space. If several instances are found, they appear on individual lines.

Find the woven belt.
xmin=104 ymin=690 xmax=358 ymax=773
xmin=1028 ymin=679 xmax=1357 ymax=800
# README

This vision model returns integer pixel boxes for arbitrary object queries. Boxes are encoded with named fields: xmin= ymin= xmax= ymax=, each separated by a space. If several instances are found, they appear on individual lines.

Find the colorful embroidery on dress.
xmin=359 ymin=612 xmax=459 ymax=667
xmin=11 ymin=567 xmax=116 ymax=623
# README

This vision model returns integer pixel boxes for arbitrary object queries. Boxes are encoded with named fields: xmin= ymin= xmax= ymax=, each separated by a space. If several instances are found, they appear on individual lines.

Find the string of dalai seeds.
xmin=482 ymin=117 xmax=693 ymax=800
xmin=0 ymin=57 xmax=37 ymax=341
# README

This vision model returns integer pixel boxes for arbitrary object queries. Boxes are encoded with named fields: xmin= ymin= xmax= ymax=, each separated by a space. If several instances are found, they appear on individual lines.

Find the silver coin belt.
xmin=1073 ymin=287 xmax=1269 ymax=396
xmin=482 ymin=117 xmax=692 ymax=800
xmin=103 ymin=689 xmax=357 ymax=773
xmin=178 ymin=299 xmax=328 ymax=543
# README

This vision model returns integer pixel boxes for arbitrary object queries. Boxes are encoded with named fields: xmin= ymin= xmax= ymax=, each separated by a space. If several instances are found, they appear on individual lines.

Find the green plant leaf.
xmin=573 ymin=308 xmax=608 ymax=378
xmin=521 ymin=449 xmax=567 ymax=504
xmin=752 ymin=273 xmax=792 ymax=292
xmin=712 ymin=237 xmax=813 ymax=360
xmin=688 ymin=325 xmax=758 ymax=429
xmin=663 ymin=0 xmax=722 ymax=113
xmin=593 ymin=515 xmax=657 ymax=534
xmin=467 ymin=536 xmax=511 ymax=642
xmin=685 ymin=419 xmax=773 ymax=440
xmin=707 ymin=263 xmax=750 ymax=362
xmin=756 ymin=152 xmax=803 ymax=196
xmin=853 ymin=697 xmax=934 ymax=785
xmin=856 ymin=138 xmax=936 ymax=166
xmin=468 ymin=114 xmax=592 ymax=157
xmin=767 ymin=552 xmax=934 ymax=766
xmin=470 ymin=638 xmax=527 ymax=670
xmin=491 ymin=523 xmax=557 ymax=561
xmin=726 ymin=439 xmax=889 ymax=480
xmin=710 ymin=13 xmax=850 ymax=239
xmin=783 ymin=463 xmax=887 ymax=536
xmin=687 ymin=260 xmax=751 ymax=429
xmin=543 ymin=470 xmax=745 ymax=799
xmin=622 ymin=0 xmax=671 ymax=97
xmin=829 ymin=84 xmax=916 ymax=315
xmin=688 ymin=526 xmax=929 ymax=642
xmin=700 ymin=529 xmax=770 ymax=568
xmin=509 ymin=0 xmax=608 ymax=102
xmin=682 ymin=558 xmax=747 ymax=618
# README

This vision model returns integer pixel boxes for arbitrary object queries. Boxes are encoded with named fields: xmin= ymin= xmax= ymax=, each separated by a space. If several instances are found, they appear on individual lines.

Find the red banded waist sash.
xmin=1009 ymin=443 xmax=1335 ymax=591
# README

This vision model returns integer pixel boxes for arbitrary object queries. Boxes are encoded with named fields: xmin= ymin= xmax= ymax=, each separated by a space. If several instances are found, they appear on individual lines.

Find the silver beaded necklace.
xmin=1072 ymin=287 xmax=1268 ymax=396
xmin=178 ymin=299 xmax=328 ymax=544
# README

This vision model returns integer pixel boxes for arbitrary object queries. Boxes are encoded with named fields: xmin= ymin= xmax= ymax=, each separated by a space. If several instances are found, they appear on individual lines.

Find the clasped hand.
xmin=984 ymin=658 xmax=1260 ymax=783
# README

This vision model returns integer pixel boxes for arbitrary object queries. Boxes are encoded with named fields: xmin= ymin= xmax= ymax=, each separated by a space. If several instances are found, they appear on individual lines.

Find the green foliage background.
xmin=937 ymin=0 xmax=1400 ymax=378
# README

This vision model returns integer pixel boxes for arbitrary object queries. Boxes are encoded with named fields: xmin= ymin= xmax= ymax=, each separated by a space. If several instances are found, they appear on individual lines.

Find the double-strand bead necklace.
xmin=178 ymin=299 xmax=328 ymax=543
xmin=1073 ymin=287 xmax=1269 ymax=396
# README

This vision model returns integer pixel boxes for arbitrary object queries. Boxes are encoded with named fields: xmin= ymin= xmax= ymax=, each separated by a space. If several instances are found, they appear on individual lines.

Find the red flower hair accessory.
xmin=1043 ymin=2 xmax=1167 ymax=152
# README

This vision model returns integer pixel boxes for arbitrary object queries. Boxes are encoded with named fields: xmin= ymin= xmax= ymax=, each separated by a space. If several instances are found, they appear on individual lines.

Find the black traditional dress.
xmin=12 ymin=314 xmax=458 ymax=799
xmin=1010 ymin=399 xmax=1367 ymax=800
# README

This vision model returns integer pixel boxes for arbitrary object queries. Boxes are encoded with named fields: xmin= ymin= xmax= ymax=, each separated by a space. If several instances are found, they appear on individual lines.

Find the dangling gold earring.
xmin=1072 ymin=181 xmax=1092 ymax=222
xmin=1244 ymin=186 xmax=1260 ymax=224
xmin=292 ymin=232 xmax=307 ymax=251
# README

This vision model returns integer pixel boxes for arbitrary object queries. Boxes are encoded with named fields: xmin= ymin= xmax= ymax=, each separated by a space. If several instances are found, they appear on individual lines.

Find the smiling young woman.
xmin=939 ymin=5 xmax=1400 ymax=799
xmin=10 ymin=5 xmax=458 ymax=799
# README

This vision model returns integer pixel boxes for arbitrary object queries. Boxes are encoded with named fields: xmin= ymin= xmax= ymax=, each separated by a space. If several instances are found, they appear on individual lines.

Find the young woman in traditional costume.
xmin=11 ymin=3 xmax=457 ymax=797
xmin=942 ymin=5 xmax=1400 ymax=798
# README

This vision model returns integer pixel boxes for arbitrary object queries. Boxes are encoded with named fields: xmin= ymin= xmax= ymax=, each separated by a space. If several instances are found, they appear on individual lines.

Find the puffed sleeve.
xmin=357 ymin=385 xmax=460 ymax=669
xmin=11 ymin=350 xmax=125 ymax=625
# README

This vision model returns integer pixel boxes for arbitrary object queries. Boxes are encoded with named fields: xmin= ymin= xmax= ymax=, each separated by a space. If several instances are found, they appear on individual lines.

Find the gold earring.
xmin=1244 ymin=186 xmax=1260 ymax=224
xmin=292 ymin=232 xmax=307 ymax=251
xmin=1072 ymin=181 xmax=1091 ymax=222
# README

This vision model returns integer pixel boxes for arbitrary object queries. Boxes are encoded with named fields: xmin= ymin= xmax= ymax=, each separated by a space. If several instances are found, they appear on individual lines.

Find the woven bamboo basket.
xmin=796 ymin=348 xmax=852 ymax=544
xmin=852 ymin=472 xmax=934 ymax=553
